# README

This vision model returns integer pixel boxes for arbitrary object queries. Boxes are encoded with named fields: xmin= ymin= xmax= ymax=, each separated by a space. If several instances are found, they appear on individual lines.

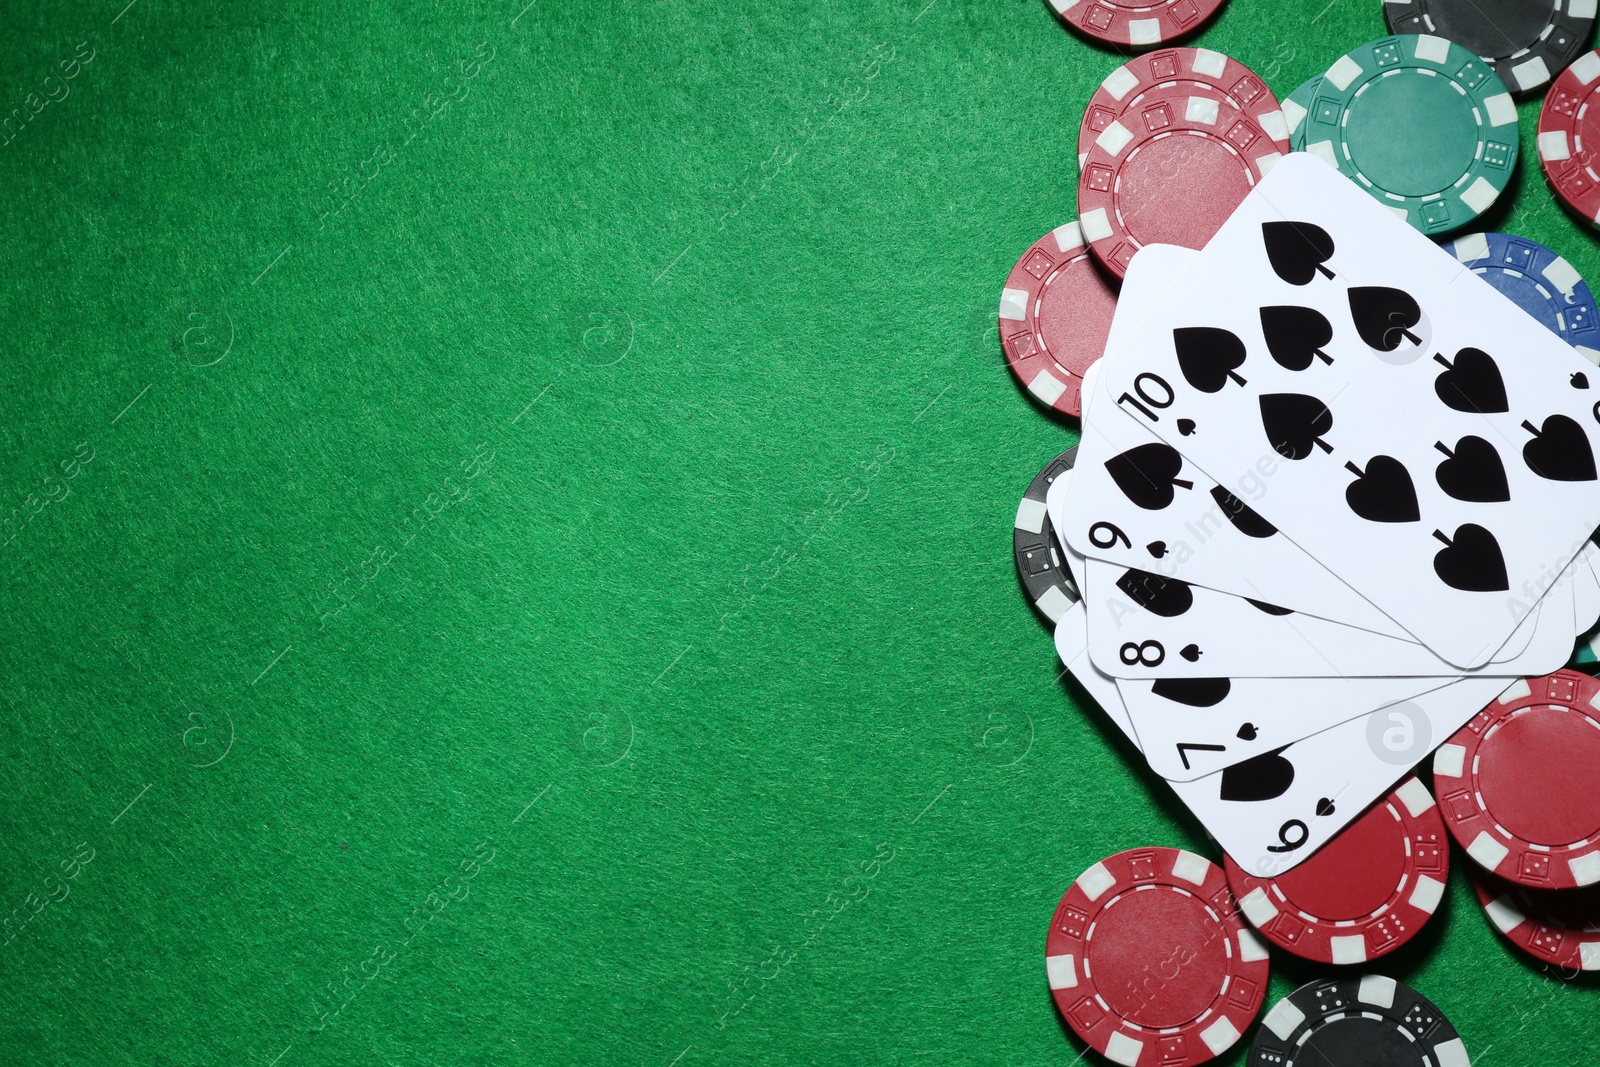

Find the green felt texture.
xmin=1 ymin=1 xmax=1596 ymax=1064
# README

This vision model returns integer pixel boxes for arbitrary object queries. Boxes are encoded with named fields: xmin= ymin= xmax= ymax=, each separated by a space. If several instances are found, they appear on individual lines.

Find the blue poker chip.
xmin=1443 ymin=232 xmax=1600 ymax=364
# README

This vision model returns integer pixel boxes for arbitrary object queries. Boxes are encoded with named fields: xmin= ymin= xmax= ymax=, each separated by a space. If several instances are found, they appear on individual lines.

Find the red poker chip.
xmin=1079 ymin=48 xmax=1289 ymax=167
xmin=1538 ymin=49 xmax=1600 ymax=225
xmin=1224 ymin=777 xmax=1449 ymax=965
xmin=1049 ymin=0 xmax=1226 ymax=49
xmin=1046 ymin=846 xmax=1269 ymax=1066
xmin=1078 ymin=84 xmax=1283 ymax=279
xmin=998 ymin=221 xmax=1117 ymax=418
xmin=1434 ymin=669 xmax=1600 ymax=890
xmin=1471 ymin=870 xmax=1600 ymax=973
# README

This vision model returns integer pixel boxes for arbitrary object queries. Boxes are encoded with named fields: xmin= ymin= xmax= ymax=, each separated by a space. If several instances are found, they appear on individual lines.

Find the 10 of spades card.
xmin=1095 ymin=154 xmax=1600 ymax=669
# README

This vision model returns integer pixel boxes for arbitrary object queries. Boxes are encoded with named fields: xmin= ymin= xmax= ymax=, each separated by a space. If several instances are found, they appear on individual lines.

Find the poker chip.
xmin=1078 ymin=49 xmax=1288 ymax=167
xmin=1078 ymin=85 xmax=1283 ymax=278
xmin=1385 ymin=0 xmax=1595 ymax=94
xmin=1538 ymin=49 xmax=1600 ymax=226
xmin=1046 ymin=847 xmax=1269 ymax=1066
xmin=1434 ymin=670 xmax=1600 ymax=889
xmin=1472 ymin=870 xmax=1600 ymax=972
xmin=998 ymin=222 xmax=1117 ymax=417
xmin=1014 ymin=447 xmax=1080 ymax=624
xmin=1442 ymin=232 xmax=1600 ymax=364
xmin=1224 ymin=777 xmax=1448 ymax=965
xmin=1301 ymin=34 xmax=1518 ymax=236
xmin=1281 ymin=75 xmax=1321 ymax=152
xmin=1048 ymin=0 xmax=1226 ymax=49
xmin=1250 ymin=976 xmax=1470 ymax=1066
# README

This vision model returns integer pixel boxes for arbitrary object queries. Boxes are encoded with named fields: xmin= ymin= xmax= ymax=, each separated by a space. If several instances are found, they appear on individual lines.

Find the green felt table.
xmin=2 ymin=0 xmax=1596 ymax=1063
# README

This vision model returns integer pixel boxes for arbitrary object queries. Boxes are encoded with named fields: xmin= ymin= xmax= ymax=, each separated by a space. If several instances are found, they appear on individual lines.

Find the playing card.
xmin=1118 ymin=673 xmax=1452 ymax=781
xmin=1062 ymin=245 xmax=1409 ymax=637
xmin=1055 ymin=600 xmax=1514 ymax=876
xmin=1046 ymin=457 xmax=1573 ymax=679
xmin=1076 ymin=552 xmax=1572 ymax=679
xmin=1097 ymin=153 xmax=1600 ymax=668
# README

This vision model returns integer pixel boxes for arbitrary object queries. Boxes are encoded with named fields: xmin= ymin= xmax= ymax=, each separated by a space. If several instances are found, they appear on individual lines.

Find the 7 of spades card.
xmin=1097 ymin=154 xmax=1600 ymax=669
xmin=1054 ymin=599 xmax=1515 ymax=876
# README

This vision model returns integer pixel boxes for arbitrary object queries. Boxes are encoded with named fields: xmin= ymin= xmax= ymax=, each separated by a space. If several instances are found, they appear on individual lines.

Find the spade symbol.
xmin=1344 ymin=456 xmax=1420 ymax=523
xmin=1173 ymin=327 xmax=1248 ymax=393
xmin=1434 ymin=348 xmax=1508 ymax=414
xmin=1522 ymin=415 xmax=1598 ymax=482
xmin=1179 ymin=643 xmax=1202 ymax=662
xmin=1219 ymin=748 xmax=1295 ymax=802
xmin=1210 ymin=486 xmax=1278 ymax=538
xmin=1260 ymin=305 xmax=1334 ymax=371
xmin=1146 ymin=541 xmax=1168 ymax=559
xmin=1236 ymin=723 xmax=1258 ymax=741
xmin=1177 ymin=419 xmax=1197 ymax=436
xmin=1246 ymin=599 xmax=1293 ymax=615
xmin=1116 ymin=569 xmax=1193 ymax=617
xmin=1434 ymin=436 xmax=1509 ymax=502
xmin=1348 ymin=286 xmax=1423 ymax=351
xmin=1259 ymin=393 xmax=1334 ymax=459
xmin=1574 ymin=372 xmax=1591 ymax=390
xmin=1262 ymin=221 xmax=1336 ymax=284
xmin=1315 ymin=797 xmax=1337 ymax=817
xmin=1433 ymin=524 xmax=1510 ymax=592
xmin=1150 ymin=677 xmax=1231 ymax=707
xmin=1105 ymin=443 xmax=1193 ymax=510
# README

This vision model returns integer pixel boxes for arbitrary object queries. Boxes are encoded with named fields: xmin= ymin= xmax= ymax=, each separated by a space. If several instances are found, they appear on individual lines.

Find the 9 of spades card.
xmin=1096 ymin=153 xmax=1600 ymax=669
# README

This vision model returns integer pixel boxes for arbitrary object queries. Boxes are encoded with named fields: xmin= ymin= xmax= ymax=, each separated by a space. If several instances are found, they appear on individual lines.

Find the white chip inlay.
xmin=1540 ymin=130 xmax=1573 ymax=163
xmin=1468 ymin=831 xmax=1511 ymax=873
xmin=1171 ymin=850 xmax=1210 ymax=886
xmin=1330 ymin=935 xmax=1368 ymax=965
xmin=1359 ymin=974 xmax=1397 ymax=1008
xmin=998 ymin=287 xmax=1028 ymax=322
xmin=1201 ymin=1017 xmax=1240 ymax=1055
xmin=1485 ymin=894 xmax=1525 ymax=934
xmin=1410 ymin=874 xmax=1446 ymax=915
xmin=1396 ymin=777 xmax=1435 ymax=817
xmin=1052 ymin=221 xmax=1085 ymax=253
xmin=1569 ymin=851 xmax=1600 ymax=886
xmin=1105 ymin=1031 xmax=1143 ymax=1067
xmin=1045 ymin=952 xmax=1077 ymax=990
xmin=1028 ymin=369 xmax=1067 ymax=406
xmin=1461 ymin=176 xmax=1500 ymax=215
xmin=1451 ymin=231 xmax=1490 ymax=264
xmin=1263 ymin=998 xmax=1306 ymax=1040
xmin=1014 ymin=497 xmax=1047 ymax=535
xmin=1414 ymin=35 xmax=1451 ymax=65
xmin=1076 ymin=861 xmax=1115 ymax=901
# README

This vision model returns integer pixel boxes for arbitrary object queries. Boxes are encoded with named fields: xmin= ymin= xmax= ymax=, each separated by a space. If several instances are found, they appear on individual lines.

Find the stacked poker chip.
xmin=1003 ymin=4 xmax=1600 ymax=1064
xmin=1434 ymin=669 xmax=1600 ymax=972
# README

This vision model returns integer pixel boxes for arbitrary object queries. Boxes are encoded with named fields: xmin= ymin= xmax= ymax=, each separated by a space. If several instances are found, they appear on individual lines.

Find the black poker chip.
xmin=1013 ymin=446 xmax=1078 ymax=624
xmin=1250 ymin=976 xmax=1470 ymax=1066
xmin=1385 ymin=0 xmax=1596 ymax=94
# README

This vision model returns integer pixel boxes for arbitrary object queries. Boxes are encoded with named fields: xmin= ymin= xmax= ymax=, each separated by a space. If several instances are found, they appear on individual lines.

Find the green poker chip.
xmin=1281 ymin=74 xmax=1321 ymax=153
xmin=1299 ymin=34 xmax=1519 ymax=236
